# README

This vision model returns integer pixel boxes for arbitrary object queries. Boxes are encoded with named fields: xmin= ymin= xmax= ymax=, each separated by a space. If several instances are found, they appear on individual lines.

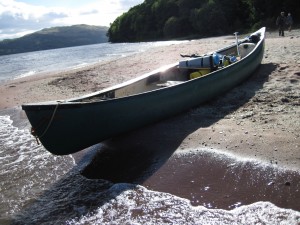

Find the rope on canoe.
xmin=31 ymin=102 xmax=60 ymax=145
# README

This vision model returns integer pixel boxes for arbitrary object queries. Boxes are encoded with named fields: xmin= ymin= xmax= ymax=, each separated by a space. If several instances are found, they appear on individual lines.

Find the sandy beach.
xmin=0 ymin=27 xmax=300 ymax=214
xmin=1 ymin=28 xmax=299 ymax=170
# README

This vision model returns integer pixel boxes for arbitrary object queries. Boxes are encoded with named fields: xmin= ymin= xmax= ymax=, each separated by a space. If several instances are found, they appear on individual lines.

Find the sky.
xmin=0 ymin=0 xmax=144 ymax=40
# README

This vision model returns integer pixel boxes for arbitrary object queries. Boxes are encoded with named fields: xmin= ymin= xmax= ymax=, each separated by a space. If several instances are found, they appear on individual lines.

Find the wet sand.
xmin=1 ymin=29 xmax=300 ymax=211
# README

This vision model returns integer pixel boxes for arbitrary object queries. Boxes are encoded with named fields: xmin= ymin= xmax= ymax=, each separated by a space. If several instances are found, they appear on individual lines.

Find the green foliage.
xmin=0 ymin=25 xmax=108 ymax=56
xmin=107 ymin=0 xmax=299 ymax=42
xmin=164 ymin=16 xmax=180 ymax=37
xmin=190 ymin=1 xmax=229 ymax=36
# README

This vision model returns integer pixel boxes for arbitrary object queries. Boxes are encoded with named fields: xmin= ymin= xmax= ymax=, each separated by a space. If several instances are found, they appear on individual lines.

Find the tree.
xmin=191 ymin=1 xmax=229 ymax=36
xmin=164 ymin=16 xmax=180 ymax=38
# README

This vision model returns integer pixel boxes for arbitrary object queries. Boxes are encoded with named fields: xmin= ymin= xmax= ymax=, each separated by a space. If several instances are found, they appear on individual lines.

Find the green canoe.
xmin=22 ymin=27 xmax=265 ymax=155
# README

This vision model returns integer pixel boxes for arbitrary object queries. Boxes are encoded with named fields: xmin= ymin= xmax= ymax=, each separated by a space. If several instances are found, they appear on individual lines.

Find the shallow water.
xmin=0 ymin=108 xmax=75 ymax=224
xmin=0 ymin=108 xmax=299 ymax=225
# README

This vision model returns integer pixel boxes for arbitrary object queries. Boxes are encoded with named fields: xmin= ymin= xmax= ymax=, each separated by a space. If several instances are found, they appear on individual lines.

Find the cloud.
xmin=0 ymin=0 xmax=143 ymax=40
xmin=119 ymin=0 xmax=143 ymax=10
xmin=0 ymin=0 xmax=71 ymax=39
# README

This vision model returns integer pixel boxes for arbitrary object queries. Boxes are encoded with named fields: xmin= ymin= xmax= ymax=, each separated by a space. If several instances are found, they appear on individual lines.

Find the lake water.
xmin=0 ymin=41 xmax=185 ymax=83
xmin=0 ymin=43 xmax=300 ymax=224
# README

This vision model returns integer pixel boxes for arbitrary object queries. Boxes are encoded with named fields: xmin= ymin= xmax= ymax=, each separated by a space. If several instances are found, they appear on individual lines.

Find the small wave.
xmin=67 ymin=184 xmax=300 ymax=225
xmin=106 ymin=53 xmax=125 ymax=57
xmin=105 ymin=53 xmax=129 ymax=59
xmin=0 ymin=114 xmax=75 ymax=219
xmin=14 ymin=70 xmax=36 ymax=80
xmin=153 ymin=40 xmax=189 ymax=47
xmin=72 ymin=63 xmax=89 ymax=70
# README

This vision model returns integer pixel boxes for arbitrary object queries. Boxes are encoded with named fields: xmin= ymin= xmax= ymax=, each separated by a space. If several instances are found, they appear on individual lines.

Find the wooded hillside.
xmin=107 ymin=0 xmax=299 ymax=42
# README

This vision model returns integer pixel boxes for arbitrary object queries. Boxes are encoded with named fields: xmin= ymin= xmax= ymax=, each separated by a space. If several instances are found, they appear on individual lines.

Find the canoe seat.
xmin=157 ymin=81 xmax=184 ymax=87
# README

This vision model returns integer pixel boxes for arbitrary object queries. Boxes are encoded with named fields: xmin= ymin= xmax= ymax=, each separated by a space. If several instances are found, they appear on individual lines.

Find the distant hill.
xmin=0 ymin=24 xmax=109 ymax=56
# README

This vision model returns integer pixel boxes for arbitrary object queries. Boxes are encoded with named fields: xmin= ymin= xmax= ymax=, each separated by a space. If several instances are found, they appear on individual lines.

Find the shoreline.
xmin=0 ymin=29 xmax=299 ymax=173
xmin=1 ymin=29 xmax=300 ymax=221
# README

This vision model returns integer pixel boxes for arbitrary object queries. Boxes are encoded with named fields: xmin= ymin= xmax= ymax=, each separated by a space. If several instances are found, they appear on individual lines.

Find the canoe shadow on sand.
xmin=11 ymin=63 xmax=278 ymax=224
xmin=81 ymin=62 xmax=276 ymax=183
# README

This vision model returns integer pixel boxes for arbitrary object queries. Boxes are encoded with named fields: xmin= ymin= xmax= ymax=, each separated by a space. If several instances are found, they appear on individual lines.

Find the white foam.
xmin=14 ymin=70 xmax=36 ymax=79
xmin=0 ymin=115 xmax=75 ymax=217
xmin=176 ymin=146 xmax=300 ymax=173
xmin=1 ymin=113 xmax=299 ymax=224
xmin=72 ymin=63 xmax=88 ymax=70
xmin=66 ymin=146 xmax=300 ymax=224
xmin=67 ymin=184 xmax=300 ymax=224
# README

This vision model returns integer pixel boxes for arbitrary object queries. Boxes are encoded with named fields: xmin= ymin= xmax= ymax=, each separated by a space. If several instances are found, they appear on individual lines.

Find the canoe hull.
xmin=22 ymin=28 xmax=265 ymax=155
